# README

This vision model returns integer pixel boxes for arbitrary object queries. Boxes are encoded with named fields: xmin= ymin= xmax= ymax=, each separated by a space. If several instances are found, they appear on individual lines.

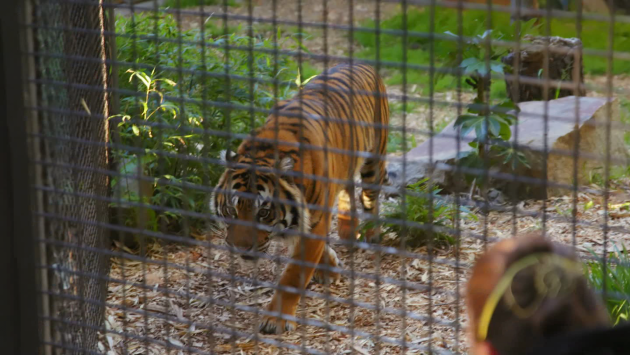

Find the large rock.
xmin=386 ymin=96 xmax=628 ymax=199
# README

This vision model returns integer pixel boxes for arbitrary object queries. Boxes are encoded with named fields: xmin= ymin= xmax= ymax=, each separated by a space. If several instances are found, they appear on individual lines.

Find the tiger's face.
xmin=210 ymin=150 xmax=310 ymax=260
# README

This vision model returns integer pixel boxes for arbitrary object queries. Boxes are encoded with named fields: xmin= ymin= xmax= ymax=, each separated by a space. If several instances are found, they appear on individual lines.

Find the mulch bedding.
xmin=103 ymin=1 xmax=630 ymax=353
xmin=99 ymin=184 xmax=630 ymax=354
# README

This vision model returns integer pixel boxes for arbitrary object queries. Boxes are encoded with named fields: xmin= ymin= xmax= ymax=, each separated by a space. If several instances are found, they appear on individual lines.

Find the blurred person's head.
xmin=466 ymin=232 xmax=611 ymax=355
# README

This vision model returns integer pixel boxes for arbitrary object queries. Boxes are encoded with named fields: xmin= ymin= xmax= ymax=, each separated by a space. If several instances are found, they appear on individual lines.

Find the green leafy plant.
xmin=294 ymin=67 xmax=318 ymax=89
xmin=110 ymin=68 xmax=208 ymax=232
xmin=438 ymin=26 xmax=531 ymax=182
xmin=361 ymin=178 xmax=475 ymax=247
xmin=452 ymin=96 xmax=527 ymax=181
xmin=585 ymin=244 xmax=630 ymax=325
xmin=112 ymin=13 xmax=304 ymax=232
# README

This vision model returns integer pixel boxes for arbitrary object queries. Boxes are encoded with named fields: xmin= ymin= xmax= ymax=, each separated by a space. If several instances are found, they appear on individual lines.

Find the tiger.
xmin=210 ymin=63 xmax=389 ymax=334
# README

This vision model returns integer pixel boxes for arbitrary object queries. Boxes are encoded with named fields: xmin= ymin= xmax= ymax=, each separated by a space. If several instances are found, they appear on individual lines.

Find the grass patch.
xmin=389 ymin=99 xmax=423 ymax=114
xmin=547 ymin=18 xmax=630 ymax=75
xmin=490 ymin=78 xmax=508 ymax=100
xmin=163 ymin=0 xmax=238 ymax=8
xmin=357 ymin=43 xmax=453 ymax=90
xmin=355 ymin=7 xmax=537 ymax=94
xmin=585 ymin=244 xmax=630 ymax=325
xmin=361 ymin=178 xmax=475 ymax=247
xmin=356 ymin=35 xmax=464 ymax=92
xmin=355 ymin=6 xmax=630 ymax=92
xmin=387 ymin=131 xmax=418 ymax=153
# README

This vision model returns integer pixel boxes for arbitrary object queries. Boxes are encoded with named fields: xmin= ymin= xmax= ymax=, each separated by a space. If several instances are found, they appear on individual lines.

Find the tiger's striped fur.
xmin=211 ymin=63 xmax=389 ymax=334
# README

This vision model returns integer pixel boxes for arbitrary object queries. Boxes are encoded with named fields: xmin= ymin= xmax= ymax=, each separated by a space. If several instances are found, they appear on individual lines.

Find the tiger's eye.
xmin=223 ymin=206 xmax=237 ymax=217
xmin=258 ymin=208 xmax=270 ymax=219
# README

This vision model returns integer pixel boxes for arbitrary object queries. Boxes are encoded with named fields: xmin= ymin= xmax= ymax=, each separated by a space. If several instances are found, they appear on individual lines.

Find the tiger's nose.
xmin=231 ymin=245 xmax=256 ymax=260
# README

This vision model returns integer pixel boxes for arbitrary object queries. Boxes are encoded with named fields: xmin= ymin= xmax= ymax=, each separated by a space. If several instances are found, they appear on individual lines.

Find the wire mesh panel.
xmin=17 ymin=0 xmax=630 ymax=354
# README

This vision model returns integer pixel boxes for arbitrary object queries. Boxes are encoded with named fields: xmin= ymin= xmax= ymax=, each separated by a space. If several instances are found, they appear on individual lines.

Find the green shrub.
xmin=585 ymin=244 xmax=630 ymax=325
xmin=361 ymin=178 xmax=474 ymax=247
xmin=112 ymin=13 xmax=302 ymax=232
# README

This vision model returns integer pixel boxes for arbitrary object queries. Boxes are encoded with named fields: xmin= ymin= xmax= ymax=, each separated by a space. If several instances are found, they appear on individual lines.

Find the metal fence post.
xmin=0 ymin=0 xmax=41 ymax=354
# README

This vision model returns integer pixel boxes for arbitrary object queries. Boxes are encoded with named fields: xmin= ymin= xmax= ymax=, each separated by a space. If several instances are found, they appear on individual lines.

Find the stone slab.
xmin=387 ymin=96 xmax=628 ymax=198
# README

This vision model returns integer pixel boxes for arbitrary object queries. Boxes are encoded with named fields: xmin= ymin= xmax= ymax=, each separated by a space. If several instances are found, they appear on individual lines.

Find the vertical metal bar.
xmin=601 ymin=0 xmax=616 ymax=306
xmin=510 ymin=0 xmax=522 ymax=236
xmin=0 ymin=34 xmax=21 ymax=355
xmin=373 ymin=2 xmax=383 ymax=353
xmin=570 ymin=0 xmax=584 ymax=250
xmin=400 ymin=0 xmax=409 ymax=352
xmin=0 ymin=0 xmax=41 ymax=353
xmin=20 ymin=1 xmax=52 ymax=354
xmin=454 ymin=1 xmax=465 ymax=351
xmin=426 ymin=0 xmax=436 ymax=351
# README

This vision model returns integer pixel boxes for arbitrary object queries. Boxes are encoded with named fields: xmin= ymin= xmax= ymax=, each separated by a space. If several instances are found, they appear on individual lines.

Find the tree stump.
xmin=613 ymin=0 xmax=630 ymax=15
xmin=501 ymin=36 xmax=586 ymax=103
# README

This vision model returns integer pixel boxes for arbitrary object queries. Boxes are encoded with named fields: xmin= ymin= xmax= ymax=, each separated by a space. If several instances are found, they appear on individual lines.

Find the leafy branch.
xmin=438 ymin=26 xmax=533 ymax=182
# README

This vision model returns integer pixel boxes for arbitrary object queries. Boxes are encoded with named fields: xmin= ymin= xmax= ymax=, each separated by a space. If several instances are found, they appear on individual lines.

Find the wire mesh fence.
xmin=9 ymin=0 xmax=630 ymax=353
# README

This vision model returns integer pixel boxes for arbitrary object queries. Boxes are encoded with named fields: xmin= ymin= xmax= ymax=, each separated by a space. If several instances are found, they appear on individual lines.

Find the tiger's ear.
xmin=278 ymin=156 xmax=295 ymax=184
xmin=279 ymin=156 xmax=294 ymax=172
xmin=220 ymin=150 xmax=237 ymax=164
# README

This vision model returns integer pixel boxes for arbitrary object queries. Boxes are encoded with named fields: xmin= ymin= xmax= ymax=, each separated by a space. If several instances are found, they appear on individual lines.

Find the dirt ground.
xmin=102 ymin=1 xmax=630 ymax=354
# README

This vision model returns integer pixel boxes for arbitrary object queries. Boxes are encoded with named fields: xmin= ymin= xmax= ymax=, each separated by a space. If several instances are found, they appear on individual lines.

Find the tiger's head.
xmin=210 ymin=150 xmax=310 ymax=260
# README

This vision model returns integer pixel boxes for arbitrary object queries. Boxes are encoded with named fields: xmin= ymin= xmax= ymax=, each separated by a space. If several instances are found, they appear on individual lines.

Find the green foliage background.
xmin=112 ymin=13 xmax=303 ymax=231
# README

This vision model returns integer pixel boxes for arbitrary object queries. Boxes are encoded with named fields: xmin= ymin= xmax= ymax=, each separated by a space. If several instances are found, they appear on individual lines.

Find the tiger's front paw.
xmin=312 ymin=246 xmax=343 ymax=285
xmin=363 ymin=226 xmax=382 ymax=244
xmin=259 ymin=315 xmax=297 ymax=334
xmin=312 ymin=267 xmax=342 ymax=285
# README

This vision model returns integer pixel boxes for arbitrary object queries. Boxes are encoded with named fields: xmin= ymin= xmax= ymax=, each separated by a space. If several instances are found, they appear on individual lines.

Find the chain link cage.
xmin=2 ymin=0 xmax=630 ymax=353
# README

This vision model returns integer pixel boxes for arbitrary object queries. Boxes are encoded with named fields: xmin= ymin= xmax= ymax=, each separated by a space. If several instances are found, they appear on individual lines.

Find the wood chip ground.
xmin=103 ymin=1 xmax=630 ymax=353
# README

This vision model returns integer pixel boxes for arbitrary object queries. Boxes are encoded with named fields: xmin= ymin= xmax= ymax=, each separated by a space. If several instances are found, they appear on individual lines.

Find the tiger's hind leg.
xmin=359 ymin=158 xmax=387 ymax=243
xmin=336 ymin=187 xmax=359 ymax=241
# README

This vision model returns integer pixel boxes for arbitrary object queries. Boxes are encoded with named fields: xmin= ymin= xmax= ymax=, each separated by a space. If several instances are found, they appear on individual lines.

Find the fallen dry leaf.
xmin=191 ymin=250 xmax=202 ymax=262
xmin=144 ymin=271 xmax=161 ymax=286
